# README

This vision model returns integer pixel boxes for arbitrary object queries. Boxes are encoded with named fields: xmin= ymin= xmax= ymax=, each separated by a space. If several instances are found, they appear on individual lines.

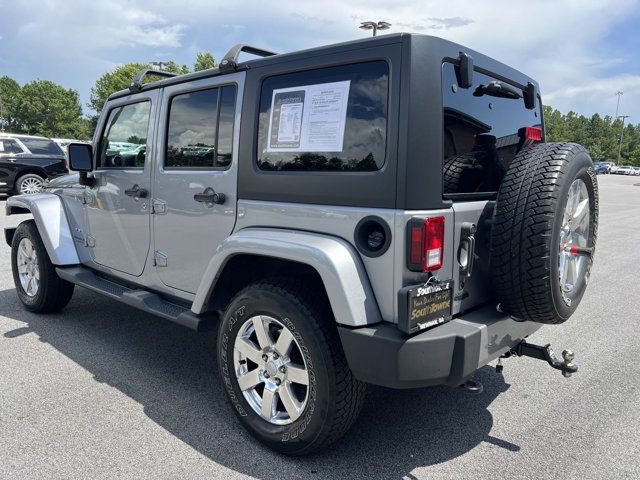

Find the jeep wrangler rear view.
xmin=5 ymin=33 xmax=598 ymax=455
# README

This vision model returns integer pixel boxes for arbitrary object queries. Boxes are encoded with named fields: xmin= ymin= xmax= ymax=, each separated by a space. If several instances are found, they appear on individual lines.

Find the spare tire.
xmin=490 ymin=142 xmax=598 ymax=324
xmin=443 ymin=154 xmax=484 ymax=194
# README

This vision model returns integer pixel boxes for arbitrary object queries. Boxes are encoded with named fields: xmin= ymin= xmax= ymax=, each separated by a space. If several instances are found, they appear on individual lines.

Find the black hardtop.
xmin=108 ymin=33 xmax=538 ymax=102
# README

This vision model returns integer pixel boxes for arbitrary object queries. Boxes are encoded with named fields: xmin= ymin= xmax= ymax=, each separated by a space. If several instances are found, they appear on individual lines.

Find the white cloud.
xmin=3 ymin=0 xmax=640 ymax=122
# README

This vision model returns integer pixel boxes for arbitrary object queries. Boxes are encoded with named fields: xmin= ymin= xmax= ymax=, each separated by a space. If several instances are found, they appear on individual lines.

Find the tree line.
xmin=2 ymin=56 xmax=639 ymax=167
xmin=544 ymin=105 xmax=640 ymax=166
xmin=0 ymin=52 xmax=216 ymax=139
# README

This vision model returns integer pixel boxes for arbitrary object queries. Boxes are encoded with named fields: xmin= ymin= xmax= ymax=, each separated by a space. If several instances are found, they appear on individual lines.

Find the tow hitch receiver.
xmin=502 ymin=341 xmax=577 ymax=377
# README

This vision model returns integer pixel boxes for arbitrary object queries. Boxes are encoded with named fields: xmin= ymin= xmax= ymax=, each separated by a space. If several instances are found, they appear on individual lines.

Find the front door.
xmin=84 ymin=94 xmax=158 ymax=276
xmin=152 ymin=74 xmax=244 ymax=293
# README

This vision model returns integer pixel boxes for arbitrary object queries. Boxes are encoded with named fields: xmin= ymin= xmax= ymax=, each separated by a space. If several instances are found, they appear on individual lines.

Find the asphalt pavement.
xmin=1 ymin=174 xmax=639 ymax=479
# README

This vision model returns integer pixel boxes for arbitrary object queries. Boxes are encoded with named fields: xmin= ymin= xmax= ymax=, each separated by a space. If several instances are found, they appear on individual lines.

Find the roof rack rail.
xmin=129 ymin=69 xmax=179 ymax=93
xmin=219 ymin=44 xmax=277 ymax=72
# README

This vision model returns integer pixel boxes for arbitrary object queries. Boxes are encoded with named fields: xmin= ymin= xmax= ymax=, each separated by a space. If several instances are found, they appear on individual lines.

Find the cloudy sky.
xmin=2 ymin=0 xmax=639 ymax=124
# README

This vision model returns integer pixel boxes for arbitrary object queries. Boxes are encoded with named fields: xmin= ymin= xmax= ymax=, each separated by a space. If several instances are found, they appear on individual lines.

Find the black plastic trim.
xmin=354 ymin=216 xmax=392 ymax=258
xmin=338 ymin=303 xmax=540 ymax=389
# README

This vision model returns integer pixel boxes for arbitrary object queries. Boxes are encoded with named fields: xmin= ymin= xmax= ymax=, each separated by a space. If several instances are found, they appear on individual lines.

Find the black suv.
xmin=0 ymin=133 xmax=68 ymax=195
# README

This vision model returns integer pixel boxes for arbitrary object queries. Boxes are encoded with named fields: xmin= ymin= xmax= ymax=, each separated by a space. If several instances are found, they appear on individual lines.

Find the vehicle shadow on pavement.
xmin=0 ymin=286 xmax=518 ymax=479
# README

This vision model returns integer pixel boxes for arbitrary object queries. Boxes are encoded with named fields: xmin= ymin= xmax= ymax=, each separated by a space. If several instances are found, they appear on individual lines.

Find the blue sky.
xmin=1 ymin=0 xmax=639 ymax=124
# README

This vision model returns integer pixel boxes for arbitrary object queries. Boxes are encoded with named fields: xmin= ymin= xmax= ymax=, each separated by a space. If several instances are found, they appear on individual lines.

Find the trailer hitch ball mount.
xmin=500 ymin=341 xmax=577 ymax=377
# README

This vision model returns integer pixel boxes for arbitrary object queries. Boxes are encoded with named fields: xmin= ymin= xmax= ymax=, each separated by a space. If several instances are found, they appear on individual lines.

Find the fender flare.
xmin=5 ymin=194 xmax=79 ymax=265
xmin=192 ymin=228 xmax=382 ymax=327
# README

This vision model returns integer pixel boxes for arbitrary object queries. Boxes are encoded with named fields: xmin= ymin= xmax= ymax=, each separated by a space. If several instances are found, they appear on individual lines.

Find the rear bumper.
xmin=338 ymin=304 xmax=542 ymax=389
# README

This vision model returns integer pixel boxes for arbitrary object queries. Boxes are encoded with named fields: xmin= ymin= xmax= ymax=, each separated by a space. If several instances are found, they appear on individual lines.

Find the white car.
xmin=616 ymin=165 xmax=634 ymax=175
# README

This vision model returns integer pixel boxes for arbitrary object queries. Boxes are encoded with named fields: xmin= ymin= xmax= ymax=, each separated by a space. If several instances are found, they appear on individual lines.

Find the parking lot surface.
xmin=1 ymin=174 xmax=639 ymax=479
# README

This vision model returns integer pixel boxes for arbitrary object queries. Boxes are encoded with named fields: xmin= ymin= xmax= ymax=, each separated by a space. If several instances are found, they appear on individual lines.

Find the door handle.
xmin=124 ymin=184 xmax=148 ymax=198
xmin=458 ymin=222 xmax=477 ymax=278
xmin=194 ymin=187 xmax=225 ymax=205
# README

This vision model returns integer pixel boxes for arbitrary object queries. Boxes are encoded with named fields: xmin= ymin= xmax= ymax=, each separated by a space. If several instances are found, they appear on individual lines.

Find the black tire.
xmin=443 ymin=154 xmax=484 ymax=194
xmin=490 ymin=142 xmax=598 ymax=324
xmin=15 ymin=173 xmax=45 ymax=195
xmin=11 ymin=220 xmax=75 ymax=312
xmin=217 ymin=279 xmax=367 ymax=455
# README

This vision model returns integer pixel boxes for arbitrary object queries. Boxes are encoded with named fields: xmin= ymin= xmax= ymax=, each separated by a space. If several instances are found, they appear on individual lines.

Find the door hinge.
xmin=152 ymin=199 xmax=167 ymax=214
xmin=154 ymin=251 xmax=168 ymax=267
xmin=85 ymin=234 xmax=96 ymax=248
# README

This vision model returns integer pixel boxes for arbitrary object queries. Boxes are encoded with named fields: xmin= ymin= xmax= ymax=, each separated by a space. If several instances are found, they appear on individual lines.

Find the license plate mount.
xmin=398 ymin=280 xmax=453 ymax=334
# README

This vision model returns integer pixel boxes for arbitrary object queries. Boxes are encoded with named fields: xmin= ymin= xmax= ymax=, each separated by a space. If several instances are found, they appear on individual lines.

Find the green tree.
xmin=543 ymin=106 xmax=570 ymax=142
xmin=0 ymin=76 xmax=23 ymax=131
xmin=89 ymin=63 xmax=152 ymax=114
xmin=164 ymin=61 xmax=190 ymax=75
xmin=194 ymin=51 xmax=216 ymax=71
xmin=16 ymin=79 xmax=83 ymax=137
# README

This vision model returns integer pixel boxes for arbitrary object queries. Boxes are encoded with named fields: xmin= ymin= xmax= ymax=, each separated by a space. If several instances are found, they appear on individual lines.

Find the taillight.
xmin=407 ymin=216 xmax=445 ymax=272
xmin=523 ymin=126 xmax=542 ymax=141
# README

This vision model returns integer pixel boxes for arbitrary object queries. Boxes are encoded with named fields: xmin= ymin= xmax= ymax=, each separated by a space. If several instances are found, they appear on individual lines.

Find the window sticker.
xmin=267 ymin=80 xmax=351 ymax=152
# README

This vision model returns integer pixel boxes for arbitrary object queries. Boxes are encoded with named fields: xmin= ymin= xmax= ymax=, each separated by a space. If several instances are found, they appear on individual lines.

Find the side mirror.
xmin=68 ymin=143 xmax=93 ymax=171
xmin=68 ymin=143 xmax=94 ymax=187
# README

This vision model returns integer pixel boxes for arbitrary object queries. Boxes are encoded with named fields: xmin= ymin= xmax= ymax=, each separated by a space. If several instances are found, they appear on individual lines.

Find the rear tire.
xmin=11 ymin=220 xmax=75 ymax=312
xmin=15 ymin=174 xmax=45 ymax=195
xmin=490 ymin=143 xmax=598 ymax=324
xmin=217 ymin=279 xmax=366 ymax=455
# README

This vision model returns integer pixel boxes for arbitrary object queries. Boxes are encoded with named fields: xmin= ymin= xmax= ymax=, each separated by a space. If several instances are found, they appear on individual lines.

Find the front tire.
xmin=218 ymin=279 xmax=366 ymax=455
xmin=11 ymin=220 xmax=75 ymax=312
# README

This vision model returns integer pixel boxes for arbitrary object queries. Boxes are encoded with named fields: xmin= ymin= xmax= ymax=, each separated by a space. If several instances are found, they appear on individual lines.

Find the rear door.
xmin=152 ymin=73 xmax=244 ymax=294
xmin=441 ymin=62 xmax=543 ymax=314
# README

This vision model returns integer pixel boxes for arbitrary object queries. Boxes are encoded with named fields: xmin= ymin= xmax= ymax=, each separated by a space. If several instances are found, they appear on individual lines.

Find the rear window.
xmin=18 ymin=137 xmax=63 ymax=155
xmin=257 ymin=61 xmax=389 ymax=172
xmin=442 ymin=62 xmax=542 ymax=196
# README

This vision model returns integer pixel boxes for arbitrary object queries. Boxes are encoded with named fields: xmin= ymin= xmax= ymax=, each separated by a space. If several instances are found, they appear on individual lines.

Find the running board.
xmin=56 ymin=267 xmax=217 ymax=331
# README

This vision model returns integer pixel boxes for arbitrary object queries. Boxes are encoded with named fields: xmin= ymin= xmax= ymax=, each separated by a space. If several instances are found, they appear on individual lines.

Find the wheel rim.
xmin=20 ymin=177 xmax=44 ymax=194
xmin=558 ymin=178 xmax=591 ymax=303
xmin=233 ymin=315 xmax=310 ymax=425
xmin=16 ymin=238 xmax=40 ymax=297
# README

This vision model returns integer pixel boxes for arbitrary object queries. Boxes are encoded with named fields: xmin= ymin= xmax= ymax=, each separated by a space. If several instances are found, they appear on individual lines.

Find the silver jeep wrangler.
xmin=5 ymin=34 xmax=598 ymax=455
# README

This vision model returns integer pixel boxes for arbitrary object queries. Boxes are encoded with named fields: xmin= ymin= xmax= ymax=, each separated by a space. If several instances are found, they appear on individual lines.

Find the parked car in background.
xmin=615 ymin=165 xmax=634 ymax=175
xmin=610 ymin=164 xmax=619 ymax=174
xmin=593 ymin=162 xmax=608 ymax=174
xmin=633 ymin=167 xmax=640 ymax=176
xmin=0 ymin=133 xmax=69 ymax=194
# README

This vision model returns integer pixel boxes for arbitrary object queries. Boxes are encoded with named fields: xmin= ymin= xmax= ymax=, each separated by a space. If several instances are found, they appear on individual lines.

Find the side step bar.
xmin=56 ymin=267 xmax=217 ymax=331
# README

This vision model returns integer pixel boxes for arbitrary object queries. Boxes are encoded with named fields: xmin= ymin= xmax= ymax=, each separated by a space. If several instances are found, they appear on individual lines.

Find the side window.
xmin=165 ymin=85 xmax=236 ymax=169
xmin=99 ymin=101 xmax=151 ymax=169
xmin=257 ymin=61 xmax=389 ymax=172
xmin=0 ymin=139 xmax=22 ymax=154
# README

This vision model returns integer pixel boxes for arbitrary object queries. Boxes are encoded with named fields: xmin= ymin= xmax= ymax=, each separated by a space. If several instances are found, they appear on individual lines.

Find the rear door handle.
xmin=458 ymin=222 xmax=477 ymax=278
xmin=194 ymin=187 xmax=225 ymax=205
xmin=124 ymin=184 xmax=148 ymax=198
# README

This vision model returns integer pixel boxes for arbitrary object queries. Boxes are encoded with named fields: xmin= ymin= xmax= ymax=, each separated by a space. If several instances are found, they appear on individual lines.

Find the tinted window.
xmin=442 ymin=62 xmax=542 ymax=195
xmin=19 ymin=137 xmax=63 ymax=155
xmin=217 ymin=86 xmax=236 ymax=168
xmin=257 ymin=61 xmax=389 ymax=171
xmin=0 ymin=139 xmax=23 ymax=154
xmin=99 ymin=101 xmax=151 ymax=169
xmin=165 ymin=85 xmax=236 ymax=169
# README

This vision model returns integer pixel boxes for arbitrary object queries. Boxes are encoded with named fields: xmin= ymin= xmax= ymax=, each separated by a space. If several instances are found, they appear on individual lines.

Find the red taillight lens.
xmin=523 ymin=126 xmax=542 ymax=141
xmin=423 ymin=216 xmax=444 ymax=271
xmin=407 ymin=216 xmax=445 ymax=272
xmin=410 ymin=225 xmax=423 ymax=265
